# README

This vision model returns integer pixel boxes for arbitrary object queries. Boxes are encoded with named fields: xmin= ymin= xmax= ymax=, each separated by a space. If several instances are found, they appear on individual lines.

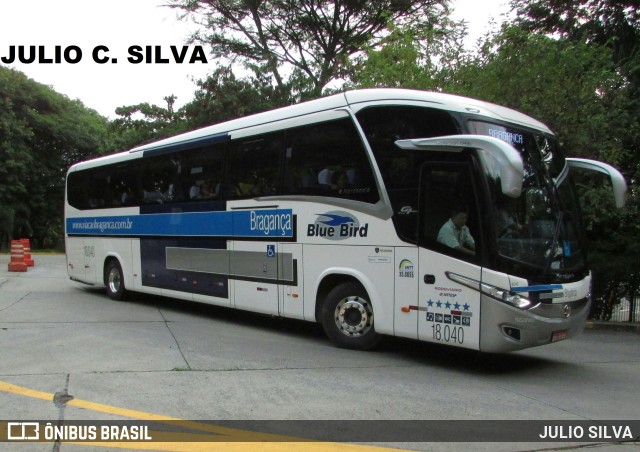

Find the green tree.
xmin=109 ymin=67 xmax=291 ymax=150
xmin=448 ymin=26 xmax=627 ymax=156
xmin=0 ymin=66 xmax=109 ymax=249
xmin=347 ymin=20 xmax=467 ymax=90
xmin=110 ymin=95 xmax=189 ymax=151
xmin=511 ymin=0 xmax=639 ymax=79
xmin=168 ymin=0 xmax=452 ymax=98
xmin=510 ymin=0 xmax=640 ymax=184
xmin=184 ymin=67 xmax=292 ymax=128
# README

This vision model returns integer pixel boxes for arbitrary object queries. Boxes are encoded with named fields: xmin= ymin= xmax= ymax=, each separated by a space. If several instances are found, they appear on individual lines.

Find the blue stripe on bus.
xmin=66 ymin=209 xmax=294 ymax=238
xmin=511 ymin=284 xmax=563 ymax=293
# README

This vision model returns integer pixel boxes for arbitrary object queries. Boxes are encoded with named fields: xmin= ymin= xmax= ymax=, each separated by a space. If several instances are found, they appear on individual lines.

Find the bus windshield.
xmin=468 ymin=121 xmax=587 ymax=282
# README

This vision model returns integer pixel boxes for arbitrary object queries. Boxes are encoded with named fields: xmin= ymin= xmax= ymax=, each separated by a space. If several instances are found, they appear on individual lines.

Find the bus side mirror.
xmin=395 ymin=135 xmax=524 ymax=198
xmin=557 ymin=158 xmax=627 ymax=208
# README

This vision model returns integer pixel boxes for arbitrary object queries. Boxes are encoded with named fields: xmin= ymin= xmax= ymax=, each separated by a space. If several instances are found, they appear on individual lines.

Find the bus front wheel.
xmin=105 ymin=260 xmax=127 ymax=301
xmin=321 ymin=282 xmax=381 ymax=350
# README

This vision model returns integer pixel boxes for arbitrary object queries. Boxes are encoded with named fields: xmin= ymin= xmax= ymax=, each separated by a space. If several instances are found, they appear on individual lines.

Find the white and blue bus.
xmin=65 ymin=89 xmax=626 ymax=352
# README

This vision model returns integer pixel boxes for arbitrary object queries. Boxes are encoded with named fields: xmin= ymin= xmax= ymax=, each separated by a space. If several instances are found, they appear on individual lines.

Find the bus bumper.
xmin=479 ymin=295 xmax=591 ymax=353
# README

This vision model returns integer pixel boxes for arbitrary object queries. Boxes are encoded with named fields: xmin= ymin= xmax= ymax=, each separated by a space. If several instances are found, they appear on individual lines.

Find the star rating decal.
xmin=423 ymin=299 xmax=472 ymax=313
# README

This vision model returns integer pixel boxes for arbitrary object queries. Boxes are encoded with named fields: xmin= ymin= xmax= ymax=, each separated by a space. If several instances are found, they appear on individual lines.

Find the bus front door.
xmin=416 ymin=160 xmax=482 ymax=350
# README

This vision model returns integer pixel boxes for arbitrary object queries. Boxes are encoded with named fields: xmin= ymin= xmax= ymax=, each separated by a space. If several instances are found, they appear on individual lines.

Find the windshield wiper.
xmin=543 ymin=211 xmax=564 ymax=275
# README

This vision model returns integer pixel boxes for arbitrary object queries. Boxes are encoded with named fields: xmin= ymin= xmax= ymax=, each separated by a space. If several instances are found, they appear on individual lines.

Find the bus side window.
xmin=355 ymin=105 xmax=460 ymax=242
xmin=141 ymin=158 xmax=176 ymax=204
xmin=68 ymin=171 xmax=91 ymax=210
xmin=173 ymin=143 xmax=225 ymax=203
xmin=283 ymin=117 xmax=379 ymax=203
xmin=225 ymin=132 xmax=284 ymax=200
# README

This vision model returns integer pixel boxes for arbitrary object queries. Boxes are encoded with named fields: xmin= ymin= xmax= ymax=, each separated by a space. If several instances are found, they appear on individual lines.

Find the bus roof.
xmin=344 ymin=89 xmax=552 ymax=133
xmin=130 ymin=89 xmax=552 ymax=155
xmin=71 ymin=88 xmax=553 ymax=171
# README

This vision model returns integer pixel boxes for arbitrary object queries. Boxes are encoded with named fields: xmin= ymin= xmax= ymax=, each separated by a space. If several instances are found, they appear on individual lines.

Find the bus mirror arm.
xmin=395 ymin=135 xmax=524 ymax=198
xmin=558 ymin=158 xmax=627 ymax=208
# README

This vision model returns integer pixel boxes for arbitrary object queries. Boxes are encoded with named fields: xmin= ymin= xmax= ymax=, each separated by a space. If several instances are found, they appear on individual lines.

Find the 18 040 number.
xmin=431 ymin=324 xmax=464 ymax=344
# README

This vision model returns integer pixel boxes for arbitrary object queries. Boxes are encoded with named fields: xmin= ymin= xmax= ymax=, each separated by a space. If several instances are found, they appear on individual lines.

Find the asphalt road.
xmin=0 ymin=254 xmax=638 ymax=452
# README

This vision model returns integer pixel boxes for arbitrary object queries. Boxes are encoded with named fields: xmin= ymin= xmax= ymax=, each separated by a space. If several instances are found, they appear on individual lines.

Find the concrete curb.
xmin=585 ymin=320 xmax=640 ymax=333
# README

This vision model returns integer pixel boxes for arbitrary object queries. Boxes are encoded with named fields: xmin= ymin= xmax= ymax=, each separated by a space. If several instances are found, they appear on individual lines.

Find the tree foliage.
xmin=347 ymin=19 xmax=467 ymax=90
xmin=110 ymin=67 xmax=292 ymax=150
xmin=511 ymin=0 xmax=640 ymax=76
xmin=168 ymin=0 xmax=451 ymax=98
xmin=449 ymin=26 xmax=629 ymax=158
xmin=109 ymin=95 xmax=189 ymax=151
xmin=184 ymin=66 xmax=292 ymax=128
xmin=0 ymin=66 xmax=109 ymax=249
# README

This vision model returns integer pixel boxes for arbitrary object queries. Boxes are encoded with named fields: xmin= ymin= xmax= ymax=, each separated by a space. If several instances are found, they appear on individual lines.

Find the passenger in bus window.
xmin=198 ymin=180 xmax=218 ymax=199
xmin=331 ymin=170 xmax=349 ymax=192
xmin=437 ymin=207 xmax=476 ymax=256
xmin=163 ymin=183 xmax=175 ymax=201
xmin=121 ymin=186 xmax=134 ymax=205
xmin=318 ymin=167 xmax=333 ymax=188
xmin=189 ymin=180 xmax=203 ymax=199
xmin=236 ymin=171 xmax=264 ymax=197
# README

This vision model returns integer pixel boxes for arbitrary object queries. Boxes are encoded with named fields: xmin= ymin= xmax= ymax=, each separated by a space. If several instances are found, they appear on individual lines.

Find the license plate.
xmin=551 ymin=329 xmax=568 ymax=342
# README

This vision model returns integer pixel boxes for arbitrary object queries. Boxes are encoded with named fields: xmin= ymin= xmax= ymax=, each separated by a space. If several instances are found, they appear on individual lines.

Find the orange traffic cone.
xmin=20 ymin=238 xmax=34 ymax=267
xmin=8 ymin=240 xmax=27 ymax=272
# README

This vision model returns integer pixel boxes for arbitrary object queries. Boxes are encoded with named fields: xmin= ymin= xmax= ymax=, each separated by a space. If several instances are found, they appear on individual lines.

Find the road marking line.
xmin=0 ymin=380 xmax=401 ymax=451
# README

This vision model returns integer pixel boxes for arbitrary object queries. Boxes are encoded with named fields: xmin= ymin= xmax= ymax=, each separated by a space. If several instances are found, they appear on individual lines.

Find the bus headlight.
xmin=481 ymin=283 xmax=531 ymax=309
xmin=445 ymin=272 xmax=532 ymax=310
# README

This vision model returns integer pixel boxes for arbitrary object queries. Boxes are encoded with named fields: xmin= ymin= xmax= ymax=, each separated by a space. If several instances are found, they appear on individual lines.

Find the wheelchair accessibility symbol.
xmin=267 ymin=245 xmax=276 ymax=257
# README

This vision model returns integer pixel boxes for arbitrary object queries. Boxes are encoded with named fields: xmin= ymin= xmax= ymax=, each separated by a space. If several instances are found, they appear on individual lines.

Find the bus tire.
xmin=105 ymin=259 xmax=127 ymax=301
xmin=321 ymin=282 xmax=381 ymax=350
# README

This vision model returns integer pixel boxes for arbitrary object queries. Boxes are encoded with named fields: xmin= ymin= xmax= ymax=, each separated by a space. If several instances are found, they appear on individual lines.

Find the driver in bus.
xmin=437 ymin=207 xmax=476 ymax=256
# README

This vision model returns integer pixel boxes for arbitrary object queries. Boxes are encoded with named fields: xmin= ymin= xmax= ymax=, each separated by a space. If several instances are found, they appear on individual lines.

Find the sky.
xmin=0 ymin=0 xmax=510 ymax=119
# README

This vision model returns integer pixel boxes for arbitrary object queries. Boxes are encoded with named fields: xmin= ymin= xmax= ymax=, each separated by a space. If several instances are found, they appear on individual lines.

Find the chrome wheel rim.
xmin=334 ymin=296 xmax=373 ymax=337
xmin=108 ymin=267 xmax=121 ymax=294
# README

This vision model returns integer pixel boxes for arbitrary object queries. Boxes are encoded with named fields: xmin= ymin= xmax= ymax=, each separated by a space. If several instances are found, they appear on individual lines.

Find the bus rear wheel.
xmin=105 ymin=260 xmax=127 ymax=301
xmin=321 ymin=282 xmax=381 ymax=350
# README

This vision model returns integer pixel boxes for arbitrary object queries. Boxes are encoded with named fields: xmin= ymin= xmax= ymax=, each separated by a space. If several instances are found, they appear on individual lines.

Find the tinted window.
xmin=67 ymin=161 xmax=141 ymax=210
xmin=178 ymin=144 xmax=225 ymax=202
xmin=356 ymin=106 xmax=459 ymax=241
xmin=283 ymin=117 xmax=379 ymax=203
xmin=226 ymin=132 xmax=284 ymax=199
xmin=419 ymin=159 xmax=482 ymax=262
